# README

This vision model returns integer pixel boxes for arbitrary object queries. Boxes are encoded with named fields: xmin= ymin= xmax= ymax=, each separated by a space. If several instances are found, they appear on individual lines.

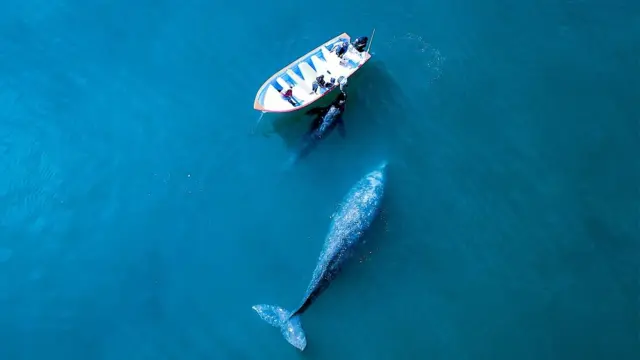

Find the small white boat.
xmin=253 ymin=32 xmax=373 ymax=113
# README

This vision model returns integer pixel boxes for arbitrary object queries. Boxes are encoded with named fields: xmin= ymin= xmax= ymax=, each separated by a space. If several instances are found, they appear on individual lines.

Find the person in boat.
xmin=281 ymin=85 xmax=299 ymax=106
xmin=333 ymin=40 xmax=349 ymax=58
xmin=310 ymin=75 xmax=329 ymax=94
xmin=352 ymin=36 xmax=368 ymax=52
xmin=312 ymin=74 xmax=342 ymax=94
xmin=337 ymin=76 xmax=348 ymax=92
xmin=334 ymin=90 xmax=347 ymax=110
xmin=328 ymin=76 xmax=338 ymax=88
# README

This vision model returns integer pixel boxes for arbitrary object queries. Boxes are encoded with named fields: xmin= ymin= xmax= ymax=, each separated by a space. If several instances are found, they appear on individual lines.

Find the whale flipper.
xmin=252 ymin=304 xmax=307 ymax=351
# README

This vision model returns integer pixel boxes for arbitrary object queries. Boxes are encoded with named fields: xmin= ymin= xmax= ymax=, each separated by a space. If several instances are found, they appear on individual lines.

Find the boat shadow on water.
xmin=254 ymin=60 xmax=406 ymax=151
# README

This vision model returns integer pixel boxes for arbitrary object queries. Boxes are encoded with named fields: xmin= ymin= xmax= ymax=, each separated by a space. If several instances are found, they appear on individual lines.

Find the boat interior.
xmin=257 ymin=38 xmax=368 ymax=112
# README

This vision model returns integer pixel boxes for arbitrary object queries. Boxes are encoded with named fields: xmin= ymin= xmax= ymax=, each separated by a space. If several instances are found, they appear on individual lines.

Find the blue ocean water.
xmin=1 ymin=0 xmax=638 ymax=359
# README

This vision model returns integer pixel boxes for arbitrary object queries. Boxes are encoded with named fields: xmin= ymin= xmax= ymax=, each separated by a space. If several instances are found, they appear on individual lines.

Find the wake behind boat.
xmin=253 ymin=32 xmax=373 ymax=113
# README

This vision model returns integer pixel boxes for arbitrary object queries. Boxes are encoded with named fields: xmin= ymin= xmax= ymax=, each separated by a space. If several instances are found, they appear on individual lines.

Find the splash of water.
xmin=382 ymin=32 xmax=446 ymax=83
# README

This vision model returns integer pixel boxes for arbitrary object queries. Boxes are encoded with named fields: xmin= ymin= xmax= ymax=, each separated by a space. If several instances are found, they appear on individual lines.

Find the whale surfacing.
xmin=252 ymin=163 xmax=388 ymax=351
xmin=289 ymin=93 xmax=347 ymax=165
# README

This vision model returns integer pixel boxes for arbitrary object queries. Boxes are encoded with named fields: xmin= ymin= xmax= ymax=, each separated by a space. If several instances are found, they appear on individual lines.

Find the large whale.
xmin=252 ymin=163 xmax=388 ymax=351
xmin=290 ymin=92 xmax=347 ymax=163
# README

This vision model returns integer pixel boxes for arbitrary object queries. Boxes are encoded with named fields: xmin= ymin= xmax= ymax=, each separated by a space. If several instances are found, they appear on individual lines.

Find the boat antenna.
xmin=366 ymin=28 xmax=376 ymax=53
xmin=251 ymin=111 xmax=266 ymax=135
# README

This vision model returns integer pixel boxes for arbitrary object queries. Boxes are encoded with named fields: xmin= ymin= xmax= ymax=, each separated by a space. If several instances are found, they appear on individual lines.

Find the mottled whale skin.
xmin=252 ymin=163 xmax=387 ymax=351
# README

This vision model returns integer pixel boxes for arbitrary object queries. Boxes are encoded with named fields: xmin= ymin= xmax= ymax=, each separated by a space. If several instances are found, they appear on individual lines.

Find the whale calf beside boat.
xmin=290 ymin=92 xmax=348 ymax=164
xmin=252 ymin=163 xmax=388 ymax=351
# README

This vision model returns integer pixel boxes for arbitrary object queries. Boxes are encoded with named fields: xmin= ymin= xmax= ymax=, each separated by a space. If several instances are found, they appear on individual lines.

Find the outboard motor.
xmin=352 ymin=36 xmax=368 ymax=52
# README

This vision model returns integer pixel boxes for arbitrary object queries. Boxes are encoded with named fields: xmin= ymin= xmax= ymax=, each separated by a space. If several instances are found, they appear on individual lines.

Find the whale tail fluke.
xmin=252 ymin=304 xmax=307 ymax=351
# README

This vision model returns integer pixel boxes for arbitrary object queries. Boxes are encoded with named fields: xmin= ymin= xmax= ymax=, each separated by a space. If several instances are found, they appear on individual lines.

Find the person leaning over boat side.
xmin=335 ymin=90 xmax=347 ymax=109
xmin=352 ymin=36 xmax=368 ymax=52
xmin=337 ymin=76 xmax=348 ymax=92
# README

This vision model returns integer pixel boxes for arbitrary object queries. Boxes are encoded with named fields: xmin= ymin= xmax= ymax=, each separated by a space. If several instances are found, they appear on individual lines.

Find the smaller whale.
xmin=290 ymin=92 xmax=347 ymax=163
xmin=252 ymin=162 xmax=388 ymax=351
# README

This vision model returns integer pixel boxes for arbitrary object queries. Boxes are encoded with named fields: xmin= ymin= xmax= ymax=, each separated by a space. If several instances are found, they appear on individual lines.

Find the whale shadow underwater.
xmin=252 ymin=162 xmax=388 ymax=351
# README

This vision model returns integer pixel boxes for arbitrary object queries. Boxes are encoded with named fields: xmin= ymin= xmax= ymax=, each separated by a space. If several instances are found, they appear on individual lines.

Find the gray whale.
xmin=290 ymin=93 xmax=347 ymax=164
xmin=252 ymin=163 xmax=388 ymax=351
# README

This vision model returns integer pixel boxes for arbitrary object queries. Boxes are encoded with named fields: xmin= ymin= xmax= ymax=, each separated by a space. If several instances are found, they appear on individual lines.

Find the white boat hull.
xmin=253 ymin=33 xmax=371 ymax=113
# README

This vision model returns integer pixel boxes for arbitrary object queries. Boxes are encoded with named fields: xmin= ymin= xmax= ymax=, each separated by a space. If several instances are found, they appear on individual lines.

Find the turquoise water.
xmin=1 ymin=0 xmax=639 ymax=359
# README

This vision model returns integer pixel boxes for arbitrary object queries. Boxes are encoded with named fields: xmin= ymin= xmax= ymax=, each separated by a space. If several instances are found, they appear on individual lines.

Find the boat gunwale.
xmin=253 ymin=33 xmax=371 ymax=113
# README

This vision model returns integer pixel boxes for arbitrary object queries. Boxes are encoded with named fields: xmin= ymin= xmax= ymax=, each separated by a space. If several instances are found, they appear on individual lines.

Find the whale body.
xmin=252 ymin=163 xmax=388 ymax=351
xmin=291 ymin=94 xmax=347 ymax=163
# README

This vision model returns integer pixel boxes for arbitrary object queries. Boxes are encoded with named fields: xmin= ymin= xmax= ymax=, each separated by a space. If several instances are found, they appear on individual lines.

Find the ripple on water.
xmin=381 ymin=32 xmax=446 ymax=84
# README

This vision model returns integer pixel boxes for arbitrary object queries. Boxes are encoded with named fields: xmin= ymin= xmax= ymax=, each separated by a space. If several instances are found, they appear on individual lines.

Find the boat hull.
xmin=253 ymin=33 xmax=371 ymax=113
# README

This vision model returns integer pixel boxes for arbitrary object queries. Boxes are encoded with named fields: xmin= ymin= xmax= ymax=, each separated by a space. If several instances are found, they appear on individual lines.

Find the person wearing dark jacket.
xmin=352 ymin=36 xmax=368 ymax=52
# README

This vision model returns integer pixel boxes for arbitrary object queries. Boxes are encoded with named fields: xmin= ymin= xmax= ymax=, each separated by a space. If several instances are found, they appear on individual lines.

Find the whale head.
xmin=363 ymin=162 xmax=388 ymax=193
xmin=368 ymin=162 xmax=387 ymax=181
